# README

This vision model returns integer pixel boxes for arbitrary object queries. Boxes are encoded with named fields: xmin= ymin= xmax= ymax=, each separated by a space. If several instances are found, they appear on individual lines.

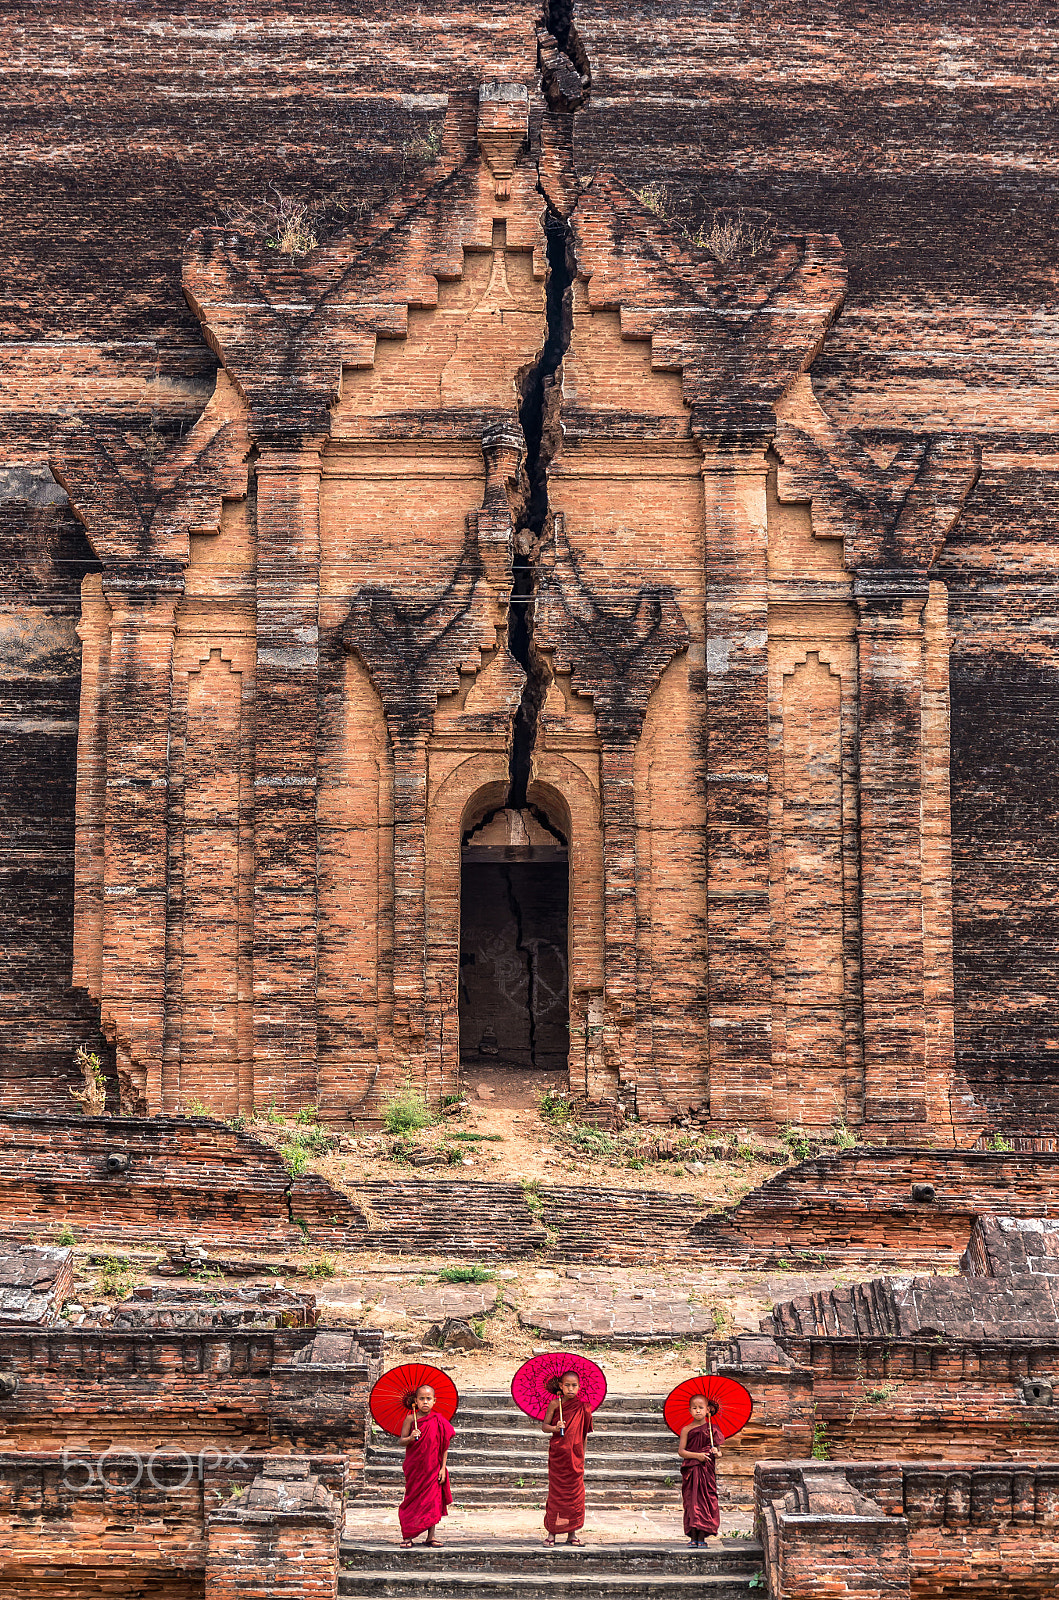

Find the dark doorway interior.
xmin=459 ymin=810 xmax=569 ymax=1074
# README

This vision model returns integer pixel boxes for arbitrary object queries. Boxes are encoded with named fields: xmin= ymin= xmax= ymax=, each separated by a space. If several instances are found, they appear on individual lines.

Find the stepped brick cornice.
xmin=182 ymin=88 xmax=545 ymax=441
xmin=775 ymin=374 xmax=981 ymax=573
xmin=47 ymin=372 xmax=249 ymax=564
xmin=570 ymin=174 xmax=846 ymax=438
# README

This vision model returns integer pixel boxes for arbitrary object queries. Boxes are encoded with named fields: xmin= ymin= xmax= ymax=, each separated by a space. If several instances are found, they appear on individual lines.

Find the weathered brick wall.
xmin=570 ymin=1 xmax=1059 ymax=1126
xmin=0 ymin=1450 xmax=345 ymax=1600
xmin=0 ymin=1324 xmax=374 ymax=1466
xmin=756 ymin=1460 xmax=1059 ymax=1600
xmin=0 ymin=1112 xmax=368 ymax=1246
xmin=205 ymin=1458 xmax=345 ymax=1600
xmin=2 ymin=2 xmax=1056 ymax=1128
xmin=695 ymin=1149 xmax=1059 ymax=1263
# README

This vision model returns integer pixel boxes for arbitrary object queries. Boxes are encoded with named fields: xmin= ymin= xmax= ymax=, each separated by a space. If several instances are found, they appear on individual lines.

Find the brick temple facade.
xmin=2 ymin=3 xmax=1056 ymax=1139
xmin=40 ymin=82 xmax=978 ymax=1138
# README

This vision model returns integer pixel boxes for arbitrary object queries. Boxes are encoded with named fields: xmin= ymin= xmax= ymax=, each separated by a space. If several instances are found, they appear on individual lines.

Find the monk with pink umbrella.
xmin=512 ymin=1352 xmax=607 ymax=1546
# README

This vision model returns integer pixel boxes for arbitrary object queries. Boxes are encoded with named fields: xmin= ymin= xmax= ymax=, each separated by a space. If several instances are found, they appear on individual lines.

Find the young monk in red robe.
xmin=677 ymin=1394 xmax=723 ymax=1546
xmin=398 ymin=1383 xmax=454 ymax=1547
xmin=541 ymin=1370 xmax=594 ymax=1545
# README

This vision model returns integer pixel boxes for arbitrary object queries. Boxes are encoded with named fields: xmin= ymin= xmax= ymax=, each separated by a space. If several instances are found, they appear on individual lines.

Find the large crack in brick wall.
xmin=506 ymin=0 xmax=586 ymax=811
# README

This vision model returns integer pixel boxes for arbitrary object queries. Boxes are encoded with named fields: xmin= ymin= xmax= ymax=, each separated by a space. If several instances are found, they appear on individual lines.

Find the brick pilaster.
xmin=700 ymin=442 xmax=772 ymax=1124
xmin=98 ymin=562 xmax=182 ymax=1113
xmin=855 ymin=573 xmax=934 ymax=1129
xmin=251 ymin=442 xmax=324 ymax=1113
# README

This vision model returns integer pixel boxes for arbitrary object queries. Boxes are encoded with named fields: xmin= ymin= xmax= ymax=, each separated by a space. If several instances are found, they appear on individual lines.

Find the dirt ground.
xmin=65 ymin=1241 xmax=859 ymax=1395
xmin=263 ymin=1065 xmax=800 ymax=1208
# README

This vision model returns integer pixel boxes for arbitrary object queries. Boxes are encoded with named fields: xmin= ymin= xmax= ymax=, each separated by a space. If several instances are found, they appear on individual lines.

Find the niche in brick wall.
xmin=458 ymin=808 xmax=569 ymax=1080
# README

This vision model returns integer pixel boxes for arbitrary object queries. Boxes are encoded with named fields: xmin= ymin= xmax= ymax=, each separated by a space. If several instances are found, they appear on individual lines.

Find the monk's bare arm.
xmin=399 ymin=1414 xmax=416 ymax=1445
xmin=437 ymin=1444 xmax=449 ymax=1483
xmin=541 ymin=1398 xmax=560 ymax=1435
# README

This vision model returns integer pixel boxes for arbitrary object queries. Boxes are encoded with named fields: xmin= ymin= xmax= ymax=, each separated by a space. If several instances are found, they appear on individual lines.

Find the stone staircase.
xmin=356 ymin=1181 xmax=547 ymax=1257
xmin=339 ymin=1540 xmax=765 ymax=1599
xmin=359 ymin=1391 xmax=692 ymax=1508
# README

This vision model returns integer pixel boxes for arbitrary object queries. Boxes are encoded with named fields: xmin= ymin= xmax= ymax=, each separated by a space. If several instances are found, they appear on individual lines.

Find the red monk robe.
xmin=544 ymin=1395 xmax=594 ymax=1536
xmin=680 ymin=1421 xmax=722 ymax=1539
xmin=398 ymin=1410 xmax=455 ymax=1541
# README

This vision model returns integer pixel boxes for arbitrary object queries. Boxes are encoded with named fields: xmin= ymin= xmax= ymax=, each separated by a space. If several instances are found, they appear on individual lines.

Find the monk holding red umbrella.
xmin=370 ymin=1363 xmax=459 ymax=1548
xmin=664 ymin=1374 xmax=753 ymax=1547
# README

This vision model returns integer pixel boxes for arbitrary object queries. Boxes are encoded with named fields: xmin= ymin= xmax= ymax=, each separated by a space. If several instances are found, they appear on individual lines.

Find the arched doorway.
xmin=458 ymin=807 xmax=569 ymax=1088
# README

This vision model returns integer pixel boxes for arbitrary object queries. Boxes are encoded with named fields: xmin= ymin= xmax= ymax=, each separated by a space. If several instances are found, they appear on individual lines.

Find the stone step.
xmin=340 ymin=1541 xmax=763 ymax=1577
xmin=453 ymin=1394 xmax=667 ymax=1416
xmin=371 ymin=1432 xmax=675 ymax=1456
xmin=337 ymin=1546 xmax=764 ymax=1600
xmin=363 ymin=1480 xmax=680 ymax=1503
xmin=367 ymin=1450 xmax=680 ymax=1477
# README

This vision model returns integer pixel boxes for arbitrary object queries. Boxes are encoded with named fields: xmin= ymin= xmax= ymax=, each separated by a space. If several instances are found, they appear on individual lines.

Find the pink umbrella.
xmin=511 ymin=1352 xmax=607 ymax=1429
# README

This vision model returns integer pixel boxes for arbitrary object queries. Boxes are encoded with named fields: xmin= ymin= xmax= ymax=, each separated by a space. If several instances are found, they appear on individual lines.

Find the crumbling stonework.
xmin=0 ymin=1449 xmax=347 ymax=1599
xmin=756 ymin=1460 xmax=1059 ymax=1599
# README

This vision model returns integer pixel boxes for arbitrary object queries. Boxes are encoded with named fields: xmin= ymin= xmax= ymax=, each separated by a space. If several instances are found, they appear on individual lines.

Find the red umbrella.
xmin=511 ymin=1353 xmax=607 ymax=1423
xmin=370 ymin=1363 xmax=459 ymax=1438
xmin=663 ymin=1374 xmax=753 ymax=1438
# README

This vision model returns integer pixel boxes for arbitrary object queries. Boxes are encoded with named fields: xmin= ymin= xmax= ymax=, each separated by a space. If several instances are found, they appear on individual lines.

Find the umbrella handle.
xmin=558 ymin=1396 xmax=564 ymax=1437
xmin=412 ymin=1400 xmax=420 ymax=1440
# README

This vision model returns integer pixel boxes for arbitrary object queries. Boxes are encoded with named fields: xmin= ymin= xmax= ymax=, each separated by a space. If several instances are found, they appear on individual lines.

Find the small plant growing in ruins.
xmin=749 ymin=1575 xmax=767 ymax=1591
xmin=811 ymin=1419 xmax=830 ymax=1460
xmin=635 ymin=182 xmax=668 ymax=215
xmin=294 ymin=1104 xmax=320 ymax=1125
xmin=98 ymin=1254 xmax=135 ymax=1298
xmin=564 ymin=1123 xmax=618 ymax=1158
xmin=182 ymin=1098 xmax=210 ymax=1119
xmin=832 ymin=1123 xmax=857 ymax=1150
xmin=305 ymin=1255 xmax=336 ymax=1280
xmin=262 ymin=193 xmax=319 ymax=256
xmin=781 ymin=1125 xmax=812 ymax=1162
xmin=280 ymin=1139 xmax=309 ymax=1177
xmin=383 ymin=1085 xmax=434 ymax=1135
xmin=54 ymin=1224 xmax=77 ymax=1247
xmin=864 ymin=1384 xmax=897 ymax=1404
xmin=399 ymin=122 xmax=443 ymax=172
xmin=69 ymin=1045 xmax=106 ymax=1115
xmin=277 ymin=1123 xmax=334 ymax=1177
xmin=690 ymin=212 xmax=772 ymax=263
xmin=438 ymin=1265 xmax=496 ymax=1284
xmin=985 ymin=1133 xmax=1015 ymax=1152
xmin=538 ymin=1089 xmax=575 ymax=1124
xmin=520 ymin=1178 xmax=543 ymax=1218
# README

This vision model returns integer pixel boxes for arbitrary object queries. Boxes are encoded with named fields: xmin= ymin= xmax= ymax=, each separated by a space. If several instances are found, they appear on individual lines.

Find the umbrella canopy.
xmin=511 ymin=1352 xmax=608 ymax=1421
xmin=369 ymin=1363 xmax=460 ymax=1438
xmin=663 ymin=1374 xmax=753 ymax=1439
